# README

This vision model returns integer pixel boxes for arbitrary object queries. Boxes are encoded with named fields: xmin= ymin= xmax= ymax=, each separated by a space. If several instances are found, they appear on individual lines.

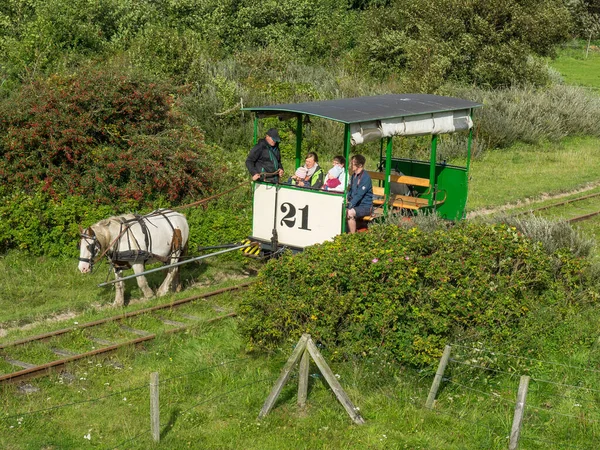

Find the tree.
xmin=356 ymin=0 xmax=572 ymax=88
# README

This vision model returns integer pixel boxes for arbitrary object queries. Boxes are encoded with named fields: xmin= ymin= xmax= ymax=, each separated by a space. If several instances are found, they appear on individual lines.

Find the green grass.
xmin=0 ymin=132 xmax=600 ymax=448
xmin=0 ymin=252 xmax=254 ymax=329
xmin=2 ymin=300 xmax=600 ymax=449
xmin=550 ymin=43 xmax=600 ymax=89
xmin=468 ymin=136 xmax=600 ymax=211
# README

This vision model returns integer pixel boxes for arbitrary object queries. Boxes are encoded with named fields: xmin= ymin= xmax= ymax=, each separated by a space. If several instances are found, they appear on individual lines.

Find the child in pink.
xmin=323 ymin=155 xmax=346 ymax=192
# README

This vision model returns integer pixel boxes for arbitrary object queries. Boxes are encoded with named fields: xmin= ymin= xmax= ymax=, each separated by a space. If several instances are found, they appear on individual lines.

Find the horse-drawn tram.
xmin=243 ymin=94 xmax=482 ymax=256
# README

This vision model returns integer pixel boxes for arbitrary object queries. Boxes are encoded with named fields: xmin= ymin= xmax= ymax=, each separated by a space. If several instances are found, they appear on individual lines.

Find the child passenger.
xmin=323 ymin=155 xmax=346 ymax=192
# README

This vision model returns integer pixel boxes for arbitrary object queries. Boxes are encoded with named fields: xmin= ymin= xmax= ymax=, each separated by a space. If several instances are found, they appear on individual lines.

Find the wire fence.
xmin=4 ymin=340 xmax=600 ymax=448
xmin=0 ymin=355 xmax=269 ymax=449
xmin=427 ymin=343 xmax=600 ymax=449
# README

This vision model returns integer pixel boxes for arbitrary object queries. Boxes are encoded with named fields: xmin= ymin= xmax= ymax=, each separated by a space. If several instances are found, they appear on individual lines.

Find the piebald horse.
xmin=78 ymin=209 xmax=189 ymax=306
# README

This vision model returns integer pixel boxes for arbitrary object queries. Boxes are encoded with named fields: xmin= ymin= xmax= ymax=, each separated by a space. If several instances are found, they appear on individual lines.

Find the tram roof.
xmin=243 ymin=94 xmax=482 ymax=124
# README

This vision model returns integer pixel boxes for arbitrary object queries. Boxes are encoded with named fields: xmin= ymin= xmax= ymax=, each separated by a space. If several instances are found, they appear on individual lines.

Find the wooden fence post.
xmin=425 ymin=345 xmax=452 ymax=409
xmin=509 ymin=375 xmax=530 ymax=450
xmin=305 ymin=338 xmax=365 ymax=425
xmin=259 ymin=334 xmax=309 ymax=419
xmin=150 ymin=372 xmax=160 ymax=442
xmin=298 ymin=349 xmax=309 ymax=407
xmin=258 ymin=334 xmax=364 ymax=424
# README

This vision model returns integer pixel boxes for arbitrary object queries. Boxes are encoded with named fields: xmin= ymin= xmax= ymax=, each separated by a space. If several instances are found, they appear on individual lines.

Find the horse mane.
xmin=90 ymin=214 xmax=136 ymax=250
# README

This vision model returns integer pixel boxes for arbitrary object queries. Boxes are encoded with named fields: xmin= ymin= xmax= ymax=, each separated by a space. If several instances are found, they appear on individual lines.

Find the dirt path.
xmin=467 ymin=181 xmax=600 ymax=219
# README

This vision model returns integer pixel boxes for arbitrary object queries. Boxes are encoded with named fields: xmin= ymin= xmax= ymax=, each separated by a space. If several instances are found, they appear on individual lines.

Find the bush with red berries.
xmin=0 ymin=67 xmax=225 ymax=206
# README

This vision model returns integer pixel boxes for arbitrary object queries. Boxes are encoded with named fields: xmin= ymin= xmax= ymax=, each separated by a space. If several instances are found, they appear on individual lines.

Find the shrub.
xmin=0 ymin=177 xmax=254 ymax=257
xmin=0 ymin=65 xmax=227 ymax=206
xmin=0 ymin=188 xmax=117 ymax=257
xmin=239 ymin=222 xmax=595 ymax=367
xmin=483 ymin=213 xmax=595 ymax=258
xmin=354 ymin=0 xmax=571 ymax=88
xmin=446 ymin=84 xmax=600 ymax=151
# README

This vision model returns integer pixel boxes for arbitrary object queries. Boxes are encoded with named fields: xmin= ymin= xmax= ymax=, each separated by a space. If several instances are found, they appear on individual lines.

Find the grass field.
xmin=2 ymin=52 xmax=600 ymax=448
xmin=467 ymin=136 xmax=600 ymax=211
xmin=1 ymin=131 xmax=600 ymax=448
xmin=550 ymin=41 xmax=600 ymax=89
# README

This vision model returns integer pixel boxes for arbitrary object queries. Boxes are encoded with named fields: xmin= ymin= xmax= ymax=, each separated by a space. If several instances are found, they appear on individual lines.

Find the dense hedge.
xmin=0 ymin=67 xmax=225 ymax=206
xmin=0 ymin=186 xmax=253 ymax=257
xmin=239 ymin=222 xmax=594 ymax=367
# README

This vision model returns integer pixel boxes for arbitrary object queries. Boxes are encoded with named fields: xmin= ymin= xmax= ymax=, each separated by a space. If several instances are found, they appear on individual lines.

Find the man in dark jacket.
xmin=347 ymin=154 xmax=373 ymax=233
xmin=245 ymin=128 xmax=285 ymax=183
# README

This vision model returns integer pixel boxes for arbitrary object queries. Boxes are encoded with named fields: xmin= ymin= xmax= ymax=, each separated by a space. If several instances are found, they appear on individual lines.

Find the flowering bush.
xmin=0 ymin=67 xmax=225 ymax=206
xmin=239 ymin=222 xmax=595 ymax=367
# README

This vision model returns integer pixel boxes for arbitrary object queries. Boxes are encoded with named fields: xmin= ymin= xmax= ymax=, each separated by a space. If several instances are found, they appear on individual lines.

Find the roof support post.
xmin=465 ymin=110 xmax=474 ymax=175
xmin=253 ymin=115 xmax=259 ymax=145
xmin=295 ymin=114 xmax=303 ymax=170
xmin=342 ymin=124 xmax=351 ymax=233
xmin=384 ymin=137 xmax=393 ymax=215
xmin=429 ymin=134 xmax=438 ymax=207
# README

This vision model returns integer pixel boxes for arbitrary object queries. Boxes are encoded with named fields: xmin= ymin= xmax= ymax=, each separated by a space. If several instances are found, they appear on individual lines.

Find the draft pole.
xmin=253 ymin=115 xmax=259 ymax=145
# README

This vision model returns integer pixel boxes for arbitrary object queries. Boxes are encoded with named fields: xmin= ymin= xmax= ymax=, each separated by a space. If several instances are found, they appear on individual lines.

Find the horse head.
xmin=78 ymin=227 xmax=100 ymax=273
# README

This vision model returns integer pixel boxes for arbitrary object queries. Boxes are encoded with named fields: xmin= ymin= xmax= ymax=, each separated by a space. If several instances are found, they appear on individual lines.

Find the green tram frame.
xmin=243 ymin=94 xmax=482 ymax=251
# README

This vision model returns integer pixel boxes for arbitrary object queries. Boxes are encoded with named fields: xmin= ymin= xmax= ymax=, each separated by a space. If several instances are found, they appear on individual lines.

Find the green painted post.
xmin=429 ymin=135 xmax=438 ymax=207
xmin=342 ymin=124 xmax=351 ymax=234
xmin=384 ymin=137 xmax=393 ymax=216
xmin=295 ymin=115 xmax=303 ymax=170
xmin=253 ymin=116 xmax=259 ymax=145
xmin=465 ymin=113 xmax=474 ymax=175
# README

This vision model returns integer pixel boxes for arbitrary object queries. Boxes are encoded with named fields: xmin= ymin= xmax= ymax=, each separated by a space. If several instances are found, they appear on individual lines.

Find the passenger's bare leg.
xmin=347 ymin=209 xmax=357 ymax=234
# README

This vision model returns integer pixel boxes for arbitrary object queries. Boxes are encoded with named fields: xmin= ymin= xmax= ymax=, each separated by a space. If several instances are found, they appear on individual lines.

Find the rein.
xmin=172 ymin=180 xmax=251 ymax=211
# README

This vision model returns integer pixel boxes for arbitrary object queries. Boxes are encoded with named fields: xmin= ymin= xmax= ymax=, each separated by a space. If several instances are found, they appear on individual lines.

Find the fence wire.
xmin=425 ymin=403 xmax=506 ymax=446
xmin=108 ymin=428 xmax=151 ymax=450
xmin=159 ymin=356 xmax=254 ymax=384
xmin=177 ymin=377 xmax=271 ymax=417
xmin=530 ymin=376 xmax=600 ymax=394
xmin=449 ymin=357 xmax=519 ymax=377
xmin=519 ymin=434 xmax=592 ymax=450
xmin=525 ymin=403 xmax=600 ymax=423
xmin=1 ymin=383 xmax=147 ymax=421
xmin=451 ymin=343 xmax=600 ymax=375
xmin=442 ymin=378 xmax=514 ymax=405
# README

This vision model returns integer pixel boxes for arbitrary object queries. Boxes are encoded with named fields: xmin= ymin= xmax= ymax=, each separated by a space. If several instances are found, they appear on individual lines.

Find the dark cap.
xmin=266 ymin=128 xmax=281 ymax=142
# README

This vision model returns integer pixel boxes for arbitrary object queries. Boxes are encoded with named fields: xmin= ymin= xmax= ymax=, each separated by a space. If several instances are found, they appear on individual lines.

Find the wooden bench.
xmin=366 ymin=171 xmax=430 ymax=188
xmin=359 ymin=172 xmax=439 ymax=222
xmin=372 ymin=187 xmax=430 ymax=210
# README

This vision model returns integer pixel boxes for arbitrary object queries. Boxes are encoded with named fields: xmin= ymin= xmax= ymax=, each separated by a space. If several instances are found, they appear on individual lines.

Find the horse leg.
xmin=133 ymin=263 xmax=154 ymax=299
xmin=157 ymin=254 xmax=180 ymax=297
xmin=171 ymin=241 xmax=187 ymax=293
xmin=171 ymin=266 xmax=181 ymax=293
xmin=113 ymin=270 xmax=125 ymax=307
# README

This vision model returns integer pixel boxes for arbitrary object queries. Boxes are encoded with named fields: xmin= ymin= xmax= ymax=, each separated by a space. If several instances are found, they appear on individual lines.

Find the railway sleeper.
xmin=119 ymin=325 xmax=151 ymax=336
xmin=51 ymin=347 xmax=78 ymax=357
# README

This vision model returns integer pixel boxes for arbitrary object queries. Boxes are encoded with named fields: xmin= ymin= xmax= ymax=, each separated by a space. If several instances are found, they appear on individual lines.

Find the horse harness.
xmin=80 ymin=209 xmax=183 ymax=271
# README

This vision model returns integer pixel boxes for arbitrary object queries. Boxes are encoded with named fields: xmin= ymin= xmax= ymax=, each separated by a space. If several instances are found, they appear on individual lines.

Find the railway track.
xmin=0 ymin=282 xmax=252 ymax=384
xmin=515 ymin=191 xmax=600 ymax=223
